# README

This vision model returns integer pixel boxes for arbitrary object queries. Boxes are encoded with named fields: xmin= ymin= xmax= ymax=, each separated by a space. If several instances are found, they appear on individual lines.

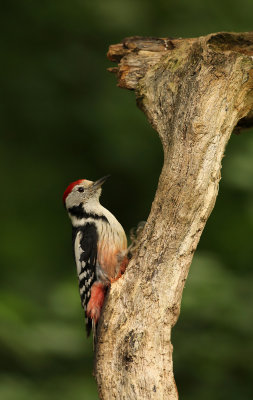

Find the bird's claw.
xmin=110 ymin=273 xmax=122 ymax=284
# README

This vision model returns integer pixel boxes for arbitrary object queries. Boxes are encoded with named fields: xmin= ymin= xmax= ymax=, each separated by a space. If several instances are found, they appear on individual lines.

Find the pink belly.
xmin=97 ymin=240 xmax=126 ymax=278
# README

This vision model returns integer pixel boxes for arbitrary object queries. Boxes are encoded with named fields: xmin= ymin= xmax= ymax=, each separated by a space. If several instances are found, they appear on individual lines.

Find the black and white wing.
xmin=72 ymin=223 xmax=98 ymax=335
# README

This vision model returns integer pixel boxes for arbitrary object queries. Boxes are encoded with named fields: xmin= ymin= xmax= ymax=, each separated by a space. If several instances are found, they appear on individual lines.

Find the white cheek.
xmin=66 ymin=193 xmax=81 ymax=208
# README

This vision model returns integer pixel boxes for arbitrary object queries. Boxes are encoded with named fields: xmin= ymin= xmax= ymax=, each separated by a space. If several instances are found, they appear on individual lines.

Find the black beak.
xmin=92 ymin=175 xmax=110 ymax=189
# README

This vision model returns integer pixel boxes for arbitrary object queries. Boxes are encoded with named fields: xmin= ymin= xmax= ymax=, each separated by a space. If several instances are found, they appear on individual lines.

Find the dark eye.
xmin=78 ymin=187 xmax=84 ymax=193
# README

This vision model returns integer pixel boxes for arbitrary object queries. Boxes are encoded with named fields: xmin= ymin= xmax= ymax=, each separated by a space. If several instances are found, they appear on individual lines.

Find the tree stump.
xmin=94 ymin=32 xmax=253 ymax=400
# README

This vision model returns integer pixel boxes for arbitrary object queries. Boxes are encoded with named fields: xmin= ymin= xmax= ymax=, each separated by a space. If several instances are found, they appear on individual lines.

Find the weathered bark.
xmin=94 ymin=32 xmax=253 ymax=399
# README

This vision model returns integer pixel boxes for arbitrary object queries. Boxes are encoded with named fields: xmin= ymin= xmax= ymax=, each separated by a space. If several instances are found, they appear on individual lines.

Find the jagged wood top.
xmin=107 ymin=32 xmax=253 ymax=131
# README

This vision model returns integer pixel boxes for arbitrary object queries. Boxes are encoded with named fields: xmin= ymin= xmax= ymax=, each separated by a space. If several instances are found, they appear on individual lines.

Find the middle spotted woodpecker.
xmin=63 ymin=176 xmax=128 ymax=335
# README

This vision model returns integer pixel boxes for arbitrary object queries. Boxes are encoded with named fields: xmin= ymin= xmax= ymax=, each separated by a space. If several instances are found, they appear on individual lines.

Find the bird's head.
xmin=63 ymin=175 xmax=110 ymax=210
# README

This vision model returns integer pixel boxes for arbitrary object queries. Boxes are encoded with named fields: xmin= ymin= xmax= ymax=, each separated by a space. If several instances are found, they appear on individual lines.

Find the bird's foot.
xmin=110 ymin=255 xmax=130 ymax=283
xmin=86 ymin=282 xmax=106 ymax=324
xmin=110 ymin=222 xmax=146 ymax=284
xmin=128 ymin=221 xmax=146 ymax=257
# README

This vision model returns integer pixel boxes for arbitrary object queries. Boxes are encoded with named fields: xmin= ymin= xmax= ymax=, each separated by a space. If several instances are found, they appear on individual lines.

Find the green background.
xmin=1 ymin=1 xmax=253 ymax=399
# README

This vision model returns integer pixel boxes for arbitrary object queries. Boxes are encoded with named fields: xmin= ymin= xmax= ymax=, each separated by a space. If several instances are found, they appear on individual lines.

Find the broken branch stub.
xmin=94 ymin=32 xmax=253 ymax=400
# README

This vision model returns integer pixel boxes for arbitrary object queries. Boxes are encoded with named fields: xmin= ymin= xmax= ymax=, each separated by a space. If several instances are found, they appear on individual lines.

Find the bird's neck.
xmin=82 ymin=198 xmax=103 ymax=213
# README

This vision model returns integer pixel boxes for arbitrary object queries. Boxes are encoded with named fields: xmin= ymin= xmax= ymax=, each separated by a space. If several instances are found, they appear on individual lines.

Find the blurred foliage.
xmin=1 ymin=0 xmax=253 ymax=399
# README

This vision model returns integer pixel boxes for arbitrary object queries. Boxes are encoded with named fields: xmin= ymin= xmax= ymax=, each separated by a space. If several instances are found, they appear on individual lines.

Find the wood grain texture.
xmin=95 ymin=32 xmax=253 ymax=399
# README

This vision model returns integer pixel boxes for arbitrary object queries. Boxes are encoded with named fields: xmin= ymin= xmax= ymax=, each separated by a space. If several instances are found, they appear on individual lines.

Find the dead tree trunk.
xmin=94 ymin=32 xmax=253 ymax=399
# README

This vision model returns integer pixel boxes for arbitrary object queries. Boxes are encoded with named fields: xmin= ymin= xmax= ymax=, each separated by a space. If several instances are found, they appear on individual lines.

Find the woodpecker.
xmin=63 ymin=176 xmax=127 ymax=335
